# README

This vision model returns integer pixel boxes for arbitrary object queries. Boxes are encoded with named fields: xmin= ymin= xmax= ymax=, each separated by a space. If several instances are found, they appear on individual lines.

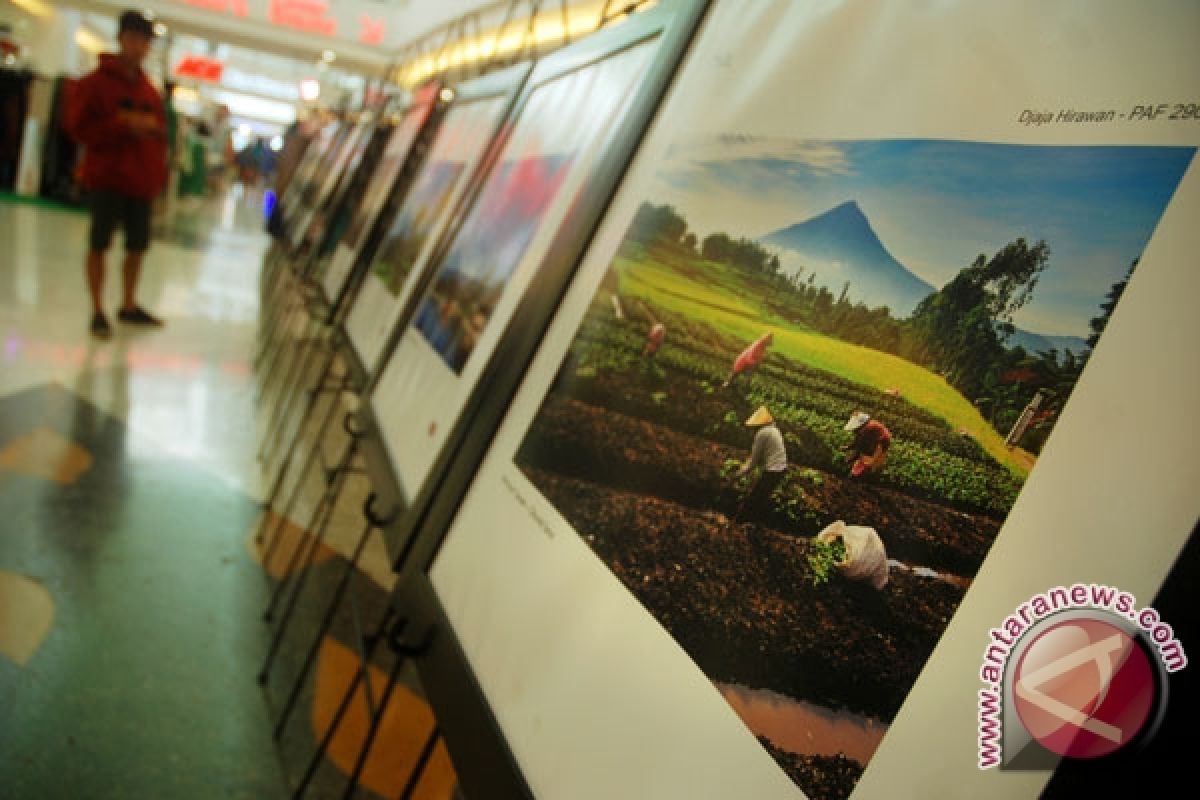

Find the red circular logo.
xmin=1012 ymin=617 xmax=1155 ymax=759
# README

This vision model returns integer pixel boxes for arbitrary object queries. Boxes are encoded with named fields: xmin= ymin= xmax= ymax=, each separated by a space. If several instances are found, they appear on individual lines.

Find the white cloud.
xmin=665 ymin=135 xmax=853 ymax=175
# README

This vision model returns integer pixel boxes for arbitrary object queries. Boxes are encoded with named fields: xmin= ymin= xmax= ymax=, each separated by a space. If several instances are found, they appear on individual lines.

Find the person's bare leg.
xmin=117 ymin=250 xmax=162 ymax=326
xmin=120 ymin=250 xmax=144 ymax=312
xmin=86 ymin=250 xmax=106 ymax=314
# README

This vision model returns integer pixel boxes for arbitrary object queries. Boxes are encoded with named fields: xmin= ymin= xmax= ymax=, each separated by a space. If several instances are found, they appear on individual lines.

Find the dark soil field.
xmin=519 ymin=466 xmax=964 ymax=720
xmin=512 ymin=304 xmax=1013 ymax=796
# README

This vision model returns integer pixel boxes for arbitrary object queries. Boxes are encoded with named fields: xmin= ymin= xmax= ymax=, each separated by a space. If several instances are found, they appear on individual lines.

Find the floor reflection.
xmin=0 ymin=187 xmax=268 ymax=495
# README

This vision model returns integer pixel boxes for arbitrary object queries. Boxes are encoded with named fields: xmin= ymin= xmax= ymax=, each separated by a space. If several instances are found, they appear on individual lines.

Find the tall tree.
xmin=910 ymin=238 xmax=1050 ymax=399
xmin=1087 ymin=257 xmax=1138 ymax=349
xmin=627 ymin=202 xmax=687 ymax=245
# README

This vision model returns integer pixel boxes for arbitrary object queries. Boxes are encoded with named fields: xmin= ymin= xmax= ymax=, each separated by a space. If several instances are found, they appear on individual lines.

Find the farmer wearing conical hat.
xmin=732 ymin=405 xmax=788 ymax=523
xmin=722 ymin=331 xmax=773 ymax=388
xmin=844 ymin=411 xmax=892 ymax=477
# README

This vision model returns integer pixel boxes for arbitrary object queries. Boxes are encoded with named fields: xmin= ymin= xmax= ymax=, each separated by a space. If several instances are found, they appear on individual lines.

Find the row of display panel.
xmin=256 ymin=1 xmax=1199 ymax=797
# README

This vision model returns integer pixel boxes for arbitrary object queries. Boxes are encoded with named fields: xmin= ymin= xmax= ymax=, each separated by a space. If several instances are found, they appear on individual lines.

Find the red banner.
xmin=268 ymin=0 xmax=337 ymax=37
xmin=173 ymin=55 xmax=224 ymax=83
xmin=181 ymin=0 xmax=248 ymax=16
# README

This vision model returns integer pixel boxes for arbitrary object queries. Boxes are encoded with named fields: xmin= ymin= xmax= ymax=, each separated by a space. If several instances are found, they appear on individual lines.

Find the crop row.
xmin=572 ymin=310 xmax=995 ymax=462
xmin=739 ymin=388 xmax=1020 ymax=517
xmin=556 ymin=312 xmax=1021 ymax=516
xmin=517 ymin=396 xmax=1002 ymax=573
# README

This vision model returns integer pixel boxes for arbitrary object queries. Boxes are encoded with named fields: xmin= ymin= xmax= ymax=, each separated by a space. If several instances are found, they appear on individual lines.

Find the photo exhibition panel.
xmin=345 ymin=87 xmax=516 ymax=373
xmin=426 ymin=2 xmax=1199 ymax=799
xmin=319 ymin=87 xmax=442 ymax=307
xmin=370 ymin=35 xmax=659 ymax=502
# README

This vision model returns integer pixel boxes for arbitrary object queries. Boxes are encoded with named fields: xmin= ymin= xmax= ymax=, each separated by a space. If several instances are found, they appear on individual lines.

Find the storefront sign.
xmin=181 ymin=0 xmax=248 ymax=16
xmin=177 ymin=0 xmax=384 ymax=44
xmin=267 ymin=0 xmax=335 ymax=37
xmin=174 ymin=54 xmax=224 ymax=82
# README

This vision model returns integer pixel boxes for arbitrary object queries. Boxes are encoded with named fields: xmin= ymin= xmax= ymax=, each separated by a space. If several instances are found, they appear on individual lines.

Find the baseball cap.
xmin=118 ymin=10 xmax=157 ymax=38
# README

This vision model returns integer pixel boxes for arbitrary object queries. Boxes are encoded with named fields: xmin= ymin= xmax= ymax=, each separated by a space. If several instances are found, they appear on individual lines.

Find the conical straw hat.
xmin=745 ymin=406 xmax=774 ymax=426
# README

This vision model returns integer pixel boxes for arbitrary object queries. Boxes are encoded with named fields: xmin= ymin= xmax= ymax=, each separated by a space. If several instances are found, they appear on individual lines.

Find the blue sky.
xmin=652 ymin=138 xmax=1194 ymax=337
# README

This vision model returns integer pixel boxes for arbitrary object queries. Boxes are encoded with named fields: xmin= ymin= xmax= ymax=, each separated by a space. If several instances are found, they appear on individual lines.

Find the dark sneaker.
xmin=90 ymin=311 xmax=112 ymax=340
xmin=117 ymin=306 xmax=164 ymax=327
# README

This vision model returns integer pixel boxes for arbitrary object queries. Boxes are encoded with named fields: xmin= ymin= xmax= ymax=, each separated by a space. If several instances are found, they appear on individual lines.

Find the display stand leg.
xmin=256 ymin=300 xmax=301 ymax=401
xmin=262 ymin=437 xmax=358 ymax=625
xmin=259 ymin=414 xmax=360 ymax=578
xmin=339 ymin=657 xmax=405 ymax=800
xmin=258 ymin=362 xmax=347 ymax=516
xmin=257 ymin=271 xmax=313 ymax=394
xmin=290 ymin=607 xmax=395 ymax=799
xmin=259 ymin=247 xmax=287 ymax=307
xmin=261 ymin=245 xmax=288 ymax=291
xmin=258 ymin=323 xmax=322 ymax=463
xmin=271 ymin=508 xmax=379 ymax=739
xmin=262 ymin=338 xmax=336 ymax=469
xmin=256 ymin=272 xmax=300 ymax=368
xmin=263 ymin=253 xmax=311 ymax=336
xmin=258 ymin=487 xmax=346 ymax=683
xmin=257 ymin=251 xmax=281 ymax=336
xmin=398 ymin=727 xmax=441 ymax=800
xmin=260 ymin=309 xmax=314 ymax=416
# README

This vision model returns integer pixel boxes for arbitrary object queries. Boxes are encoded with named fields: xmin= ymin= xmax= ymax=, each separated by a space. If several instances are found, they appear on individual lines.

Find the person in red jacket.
xmin=722 ymin=330 xmax=773 ymax=388
xmin=844 ymin=411 xmax=892 ymax=477
xmin=65 ymin=10 xmax=168 ymax=339
xmin=642 ymin=322 xmax=666 ymax=359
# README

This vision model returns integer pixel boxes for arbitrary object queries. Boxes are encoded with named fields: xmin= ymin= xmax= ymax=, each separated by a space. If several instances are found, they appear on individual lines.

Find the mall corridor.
xmin=1 ymin=2 xmax=1197 ymax=798
xmin=0 ymin=189 xmax=290 ymax=797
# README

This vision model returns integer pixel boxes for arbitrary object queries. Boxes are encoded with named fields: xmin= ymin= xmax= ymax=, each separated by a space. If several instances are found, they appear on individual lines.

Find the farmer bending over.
xmin=732 ymin=405 xmax=788 ymax=523
xmin=844 ymin=411 xmax=891 ymax=478
xmin=643 ymin=322 xmax=666 ymax=359
xmin=722 ymin=331 xmax=773 ymax=388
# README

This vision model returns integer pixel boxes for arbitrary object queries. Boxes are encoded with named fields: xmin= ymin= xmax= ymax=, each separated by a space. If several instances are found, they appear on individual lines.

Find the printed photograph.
xmin=370 ymin=160 xmax=466 ymax=295
xmin=340 ymin=118 xmax=421 ymax=252
xmin=513 ymin=137 xmax=1195 ymax=798
xmin=368 ymin=99 xmax=507 ymax=297
xmin=413 ymin=152 xmax=573 ymax=372
xmin=411 ymin=40 xmax=653 ymax=374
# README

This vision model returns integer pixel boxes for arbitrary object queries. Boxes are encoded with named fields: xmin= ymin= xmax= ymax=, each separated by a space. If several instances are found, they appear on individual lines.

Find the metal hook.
xmin=363 ymin=491 xmax=401 ymax=528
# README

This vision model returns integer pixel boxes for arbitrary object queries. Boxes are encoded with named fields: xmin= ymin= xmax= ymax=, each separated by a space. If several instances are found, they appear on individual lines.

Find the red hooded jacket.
xmin=65 ymin=54 xmax=167 ymax=200
xmin=731 ymin=332 xmax=773 ymax=376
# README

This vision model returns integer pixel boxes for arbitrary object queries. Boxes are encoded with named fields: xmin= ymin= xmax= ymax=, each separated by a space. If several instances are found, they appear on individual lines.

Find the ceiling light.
xmin=299 ymin=78 xmax=320 ymax=103
xmin=11 ymin=0 xmax=53 ymax=18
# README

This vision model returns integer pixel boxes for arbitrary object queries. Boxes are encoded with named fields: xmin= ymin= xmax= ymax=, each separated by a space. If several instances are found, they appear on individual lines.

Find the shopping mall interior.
xmin=0 ymin=1 xmax=1196 ymax=798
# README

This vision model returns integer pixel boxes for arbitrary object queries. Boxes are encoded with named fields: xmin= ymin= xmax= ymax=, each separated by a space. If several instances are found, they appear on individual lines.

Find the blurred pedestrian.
xmin=208 ymin=103 xmax=233 ymax=192
xmin=65 ymin=9 xmax=167 ymax=338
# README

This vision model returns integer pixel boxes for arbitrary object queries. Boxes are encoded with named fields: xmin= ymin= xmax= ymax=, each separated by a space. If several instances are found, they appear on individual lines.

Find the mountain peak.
xmin=774 ymin=200 xmax=873 ymax=243
xmin=827 ymin=199 xmax=864 ymax=215
xmin=759 ymin=201 xmax=934 ymax=315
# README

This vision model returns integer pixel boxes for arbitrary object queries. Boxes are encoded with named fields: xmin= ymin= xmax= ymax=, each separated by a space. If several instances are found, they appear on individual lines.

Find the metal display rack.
xmin=251 ymin=1 xmax=710 ymax=796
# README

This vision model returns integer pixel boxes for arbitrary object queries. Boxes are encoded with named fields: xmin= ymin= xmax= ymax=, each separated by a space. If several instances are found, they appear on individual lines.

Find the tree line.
xmin=625 ymin=202 xmax=1133 ymax=449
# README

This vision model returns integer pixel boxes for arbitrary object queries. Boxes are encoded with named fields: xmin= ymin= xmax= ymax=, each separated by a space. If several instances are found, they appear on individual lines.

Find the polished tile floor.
xmin=0 ymin=189 xmax=265 ymax=495
xmin=0 ymin=188 xmax=453 ymax=799
xmin=0 ymin=190 xmax=288 ymax=797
